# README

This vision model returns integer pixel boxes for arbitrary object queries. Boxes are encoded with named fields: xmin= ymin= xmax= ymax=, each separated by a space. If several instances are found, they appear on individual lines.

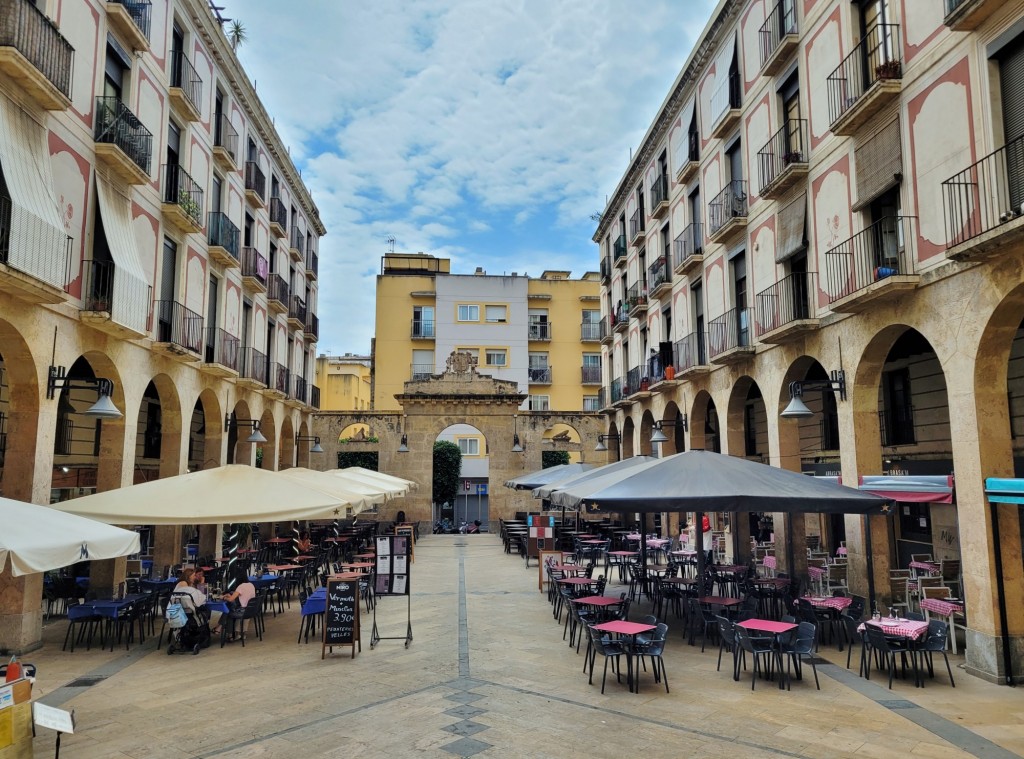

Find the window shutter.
xmin=775 ymin=193 xmax=807 ymax=263
xmin=852 ymin=118 xmax=902 ymax=211
xmin=999 ymin=36 xmax=1024 ymax=142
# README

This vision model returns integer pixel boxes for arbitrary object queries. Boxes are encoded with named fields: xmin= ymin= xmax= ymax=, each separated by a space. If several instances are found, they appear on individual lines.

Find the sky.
xmin=235 ymin=0 xmax=717 ymax=356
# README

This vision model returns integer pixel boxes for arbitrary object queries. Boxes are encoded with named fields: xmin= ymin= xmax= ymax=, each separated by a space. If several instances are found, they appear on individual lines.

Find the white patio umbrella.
xmin=331 ymin=467 xmax=417 ymax=497
xmin=0 ymin=497 xmax=140 ymax=576
xmin=276 ymin=468 xmax=388 ymax=515
xmin=50 ymin=465 xmax=355 ymax=524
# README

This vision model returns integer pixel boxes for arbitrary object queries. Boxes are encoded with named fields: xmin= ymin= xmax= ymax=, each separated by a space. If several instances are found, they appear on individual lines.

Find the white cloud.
xmin=234 ymin=0 xmax=716 ymax=354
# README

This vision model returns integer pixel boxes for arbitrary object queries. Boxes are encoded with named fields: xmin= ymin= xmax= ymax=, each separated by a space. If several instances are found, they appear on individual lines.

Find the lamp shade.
xmin=650 ymin=428 xmax=669 ymax=444
xmin=780 ymin=395 xmax=814 ymax=419
xmin=247 ymin=428 xmax=268 ymax=443
xmin=594 ymin=440 xmax=608 ymax=452
xmin=82 ymin=394 xmax=123 ymax=420
xmin=310 ymin=441 xmax=324 ymax=454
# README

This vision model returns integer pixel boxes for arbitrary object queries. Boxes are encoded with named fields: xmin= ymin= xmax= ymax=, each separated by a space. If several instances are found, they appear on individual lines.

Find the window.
xmin=528 ymin=309 xmax=550 ymax=340
xmin=457 ymin=438 xmax=480 ymax=456
xmin=528 ymin=352 xmax=549 ymax=382
xmin=744 ymin=402 xmax=758 ymax=457
xmin=484 ymin=305 xmax=507 ymax=323
xmin=687 ymin=109 xmax=700 ymax=162
xmin=529 ymin=395 xmax=550 ymax=411
xmin=732 ymin=252 xmax=749 ymax=346
xmin=692 ymin=279 xmax=706 ymax=364
xmin=582 ymin=353 xmax=601 ymax=384
xmin=581 ymin=309 xmax=600 ymax=340
xmin=457 ymin=304 xmax=479 ymax=322
xmin=411 ymin=349 xmax=433 ymax=380
xmin=583 ymin=395 xmax=600 ymax=412
xmin=413 ymin=305 xmax=434 ymax=338
xmin=484 ymin=349 xmax=506 ymax=366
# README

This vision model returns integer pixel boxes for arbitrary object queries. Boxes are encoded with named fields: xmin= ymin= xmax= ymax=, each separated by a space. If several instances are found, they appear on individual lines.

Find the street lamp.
xmin=780 ymin=370 xmax=847 ymax=419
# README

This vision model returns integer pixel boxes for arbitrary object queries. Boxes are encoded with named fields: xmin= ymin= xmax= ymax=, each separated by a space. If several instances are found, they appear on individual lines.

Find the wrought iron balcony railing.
xmin=758 ymin=0 xmax=798 ymax=69
xmin=673 ymin=222 xmax=704 ymax=269
xmin=267 ymin=273 xmax=288 ymax=306
xmin=942 ymin=132 xmax=1024 ymax=249
xmin=305 ymin=312 xmax=319 ymax=340
xmin=674 ymin=331 xmax=707 ymax=373
xmin=757 ymin=119 xmax=808 ymax=194
xmin=306 ymin=248 xmax=318 ymax=277
xmin=625 ymin=366 xmax=649 ymax=396
xmin=598 ymin=315 xmax=610 ymax=341
xmin=708 ymin=307 xmax=753 ymax=358
xmin=269 ymin=362 xmax=289 ymax=394
xmin=269 ymin=196 xmax=287 ymax=232
xmin=626 ymin=282 xmax=646 ymax=312
xmin=650 ymin=172 xmax=669 ymax=208
xmin=213 ymin=112 xmax=237 ymax=162
xmin=824 ymin=216 xmax=914 ymax=304
xmin=290 ymin=226 xmax=305 ymax=255
xmin=600 ymin=257 xmax=612 ymax=281
xmin=244 ymin=161 xmax=265 ymax=203
xmin=162 ymin=163 xmax=204 ymax=226
xmin=289 ymin=294 xmax=307 ymax=325
xmin=709 ymin=181 xmax=748 ymax=236
xmin=290 ymin=374 xmax=308 ymax=403
xmin=581 ymin=321 xmax=601 ymax=341
xmin=755 ymin=271 xmax=814 ymax=337
xmin=109 ymin=0 xmax=152 ymax=40
xmin=612 ymin=234 xmax=627 ymax=262
xmin=827 ymin=23 xmax=901 ymax=128
xmin=528 ymin=322 xmax=551 ymax=340
xmin=309 ymin=384 xmax=321 ymax=410
xmin=647 ymin=255 xmax=670 ymax=293
xmin=529 ymin=367 xmax=552 ymax=384
xmin=0 ymin=0 xmax=74 ymax=100
xmin=610 ymin=377 xmax=623 ymax=403
xmin=629 ymin=209 xmax=644 ymax=241
xmin=81 ymin=258 xmax=149 ymax=319
xmin=412 ymin=319 xmax=435 ymax=338
xmin=204 ymin=327 xmax=239 ymax=370
xmin=581 ymin=365 xmax=602 ymax=384
xmin=710 ymin=69 xmax=741 ymax=127
xmin=240 ymin=247 xmax=268 ymax=287
xmin=238 ymin=347 xmax=267 ymax=384
xmin=411 ymin=363 xmax=433 ymax=380
xmin=169 ymin=49 xmax=202 ymax=113
xmin=155 ymin=299 xmax=203 ymax=352
xmin=94 ymin=96 xmax=152 ymax=175
xmin=207 ymin=211 xmax=239 ymax=259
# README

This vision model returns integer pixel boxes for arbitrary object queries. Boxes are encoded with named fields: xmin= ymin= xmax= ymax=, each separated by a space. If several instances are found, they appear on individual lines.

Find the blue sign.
xmin=476 ymin=483 xmax=488 ymax=495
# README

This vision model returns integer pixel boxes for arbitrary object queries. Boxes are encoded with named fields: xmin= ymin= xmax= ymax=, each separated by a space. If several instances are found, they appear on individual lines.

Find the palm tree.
xmin=227 ymin=20 xmax=246 ymax=52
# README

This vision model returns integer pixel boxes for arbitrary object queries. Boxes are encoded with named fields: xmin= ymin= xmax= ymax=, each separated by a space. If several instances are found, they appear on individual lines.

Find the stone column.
xmin=768 ymin=397 xmax=807 ymax=578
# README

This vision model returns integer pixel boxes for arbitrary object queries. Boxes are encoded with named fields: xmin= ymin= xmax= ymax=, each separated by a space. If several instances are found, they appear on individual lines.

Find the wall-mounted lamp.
xmin=780 ymin=370 xmax=847 ymax=419
xmin=224 ymin=414 xmax=268 ymax=443
xmin=46 ymin=365 xmax=123 ymax=420
xmin=594 ymin=433 xmax=620 ymax=452
xmin=296 ymin=434 xmax=323 ymax=454
xmin=650 ymin=415 xmax=688 ymax=443
xmin=397 ymin=414 xmax=409 ymax=452
xmin=512 ymin=414 xmax=523 ymax=453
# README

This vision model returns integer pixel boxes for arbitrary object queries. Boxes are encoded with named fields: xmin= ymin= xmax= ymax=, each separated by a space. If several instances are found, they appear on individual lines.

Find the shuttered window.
xmin=852 ymin=117 xmax=902 ymax=211
xmin=999 ymin=35 xmax=1024 ymax=142
xmin=776 ymin=193 xmax=807 ymax=262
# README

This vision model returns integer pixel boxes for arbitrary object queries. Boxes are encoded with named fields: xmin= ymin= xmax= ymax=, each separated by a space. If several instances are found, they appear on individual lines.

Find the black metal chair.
xmin=917 ymin=620 xmax=955 ymax=687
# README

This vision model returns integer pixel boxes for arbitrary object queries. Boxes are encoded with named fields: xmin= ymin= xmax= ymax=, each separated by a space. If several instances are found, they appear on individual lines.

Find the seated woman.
xmin=172 ymin=567 xmax=210 ymax=625
xmin=296 ymin=531 xmax=313 ymax=554
xmin=220 ymin=565 xmax=256 ymax=641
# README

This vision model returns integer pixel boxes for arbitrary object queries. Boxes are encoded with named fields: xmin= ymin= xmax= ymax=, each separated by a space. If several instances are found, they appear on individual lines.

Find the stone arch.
xmin=726 ymin=375 xmax=767 ymax=461
xmin=639 ymin=409 xmax=655 ymax=456
xmin=690 ymin=389 xmax=720 ymax=453
xmin=603 ymin=419 xmax=620 ymax=462
xmin=279 ymin=413 xmax=295 ymax=470
xmin=191 ymin=387 xmax=223 ymax=470
xmin=0 ymin=319 xmax=42 ymax=501
xmin=228 ymin=399 xmax=253 ymax=465
xmin=142 ymin=372 xmax=184 ymax=480
xmin=339 ymin=422 xmax=373 ymax=442
xmin=621 ymin=416 xmax=636 ymax=459
xmin=296 ymin=419 xmax=311 ymax=469
xmin=661 ymin=400 xmax=685 ymax=456
xmin=778 ymin=355 xmax=835 ymax=462
xmin=259 ymin=406 xmax=277 ymax=470
xmin=542 ymin=422 xmax=582 ymax=463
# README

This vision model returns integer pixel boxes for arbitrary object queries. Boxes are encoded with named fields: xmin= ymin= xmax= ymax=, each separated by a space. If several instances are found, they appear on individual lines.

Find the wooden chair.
xmin=910 ymin=553 xmax=933 ymax=563
xmin=940 ymin=559 xmax=962 ymax=597
xmin=888 ymin=576 xmax=910 ymax=617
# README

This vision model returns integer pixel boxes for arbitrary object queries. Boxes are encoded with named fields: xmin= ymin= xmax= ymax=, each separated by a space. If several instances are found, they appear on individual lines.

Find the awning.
xmin=710 ymin=36 xmax=736 ymax=124
xmin=672 ymin=96 xmax=696 ymax=172
xmin=0 ymin=95 xmax=68 ymax=289
xmin=852 ymin=117 xmax=902 ymax=211
xmin=859 ymin=474 xmax=954 ymax=504
xmin=985 ymin=477 xmax=1024 ymax=505
xmin=775 ymin=193 xmax=807 ymax=263
xmin=96 ymin=177 xmax=151 ymax=333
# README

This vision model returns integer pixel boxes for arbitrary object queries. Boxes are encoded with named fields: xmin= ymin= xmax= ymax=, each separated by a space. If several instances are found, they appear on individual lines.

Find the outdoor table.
xmin=736 ymin=618 xmax=796 ymax=689
xmin=920 ymin=598 xmax=965 ymax=653
xmin=836 ymin=546 xmax=847 ymax=556
xmin=699 ymin=596 xmax=742 ymax=613
xmin=752 ymin=577 xmax=789 ymax=589
xmin=909 ymin=560 xmax=940 ymax=575
xmin=354 ymin=552 xmax=375 ymax=559
xmin=548 ymin=563 xmax=587 ymax=575
xmin=571 ymin=595 xmax=624 ymax=623
xmin=68 ymin=595 xmax=146 ymax=651
xmin=140 ymin=578 xmax=178 ymax=593
xmin=249 ymin=574 xmax=279 ymax=589
xmin=606 ymin=550 xmax=638 ymax=581
xmin=340 ymin=562 xmax=374 ymax=573
xmin=294 ymin=554 xmax=316 ymax=561
xmin=265 ymin=537 xmax=291 ymax=544
xmin=268 ymin=564 xmax=303 ymax=573
xmin=862 ymin=617 xmax=930 ymax=684
xmin=557 ymin=577 xmax=596 ymax=587
xmin=800 ymin=595 xmax=852 ymax=611
xmin=761 ymin=555 xmax=777 ymax=575
xmin=807 ymin=565 xmax=828 ymax=594
xmin=323 ymin=536 xmax=351 ymax=543
xmin=591 ymin=620 xmax=657 ymax=693
xmin=580 ymin=539 xmax=605 ymax=545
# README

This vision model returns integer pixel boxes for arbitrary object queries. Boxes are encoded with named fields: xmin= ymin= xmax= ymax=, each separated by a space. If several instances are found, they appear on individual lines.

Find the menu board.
xmin=375 ymin=535 xmax=411 ymax=596
xmin=322 ymin=577 xmax=360 ymax=658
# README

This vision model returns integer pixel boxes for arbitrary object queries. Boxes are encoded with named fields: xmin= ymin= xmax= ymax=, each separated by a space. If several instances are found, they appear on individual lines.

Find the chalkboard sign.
xmin=322 ymin=578 xmax=360 ymax=658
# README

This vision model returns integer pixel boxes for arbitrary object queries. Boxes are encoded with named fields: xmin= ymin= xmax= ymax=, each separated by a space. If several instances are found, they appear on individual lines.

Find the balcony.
xmin=611 ymin=303 xmax=629 ymax=333
xmin=212 ymin=113 xmax=237 ymax=170
xmin=672 ymin=222 xmax=704 ymax=275
xmin=305 ymin=248 xmax=318 ymax=280
xmin=676 ymin=134 xmax=700 ymax=184
xmin=754 ymin=272 xmax=818 ymax=344
xmin=583 ymin=395 xmax=601 ymax=412
xmin=207 ymin=211 xmax=240 ymax=267
xmin=105 ymin=0 xmax=151 ymax=52
xmin=0 ymin=0 xmax=73 ymax=109
xmin=305 ymin=312 xmax=319 ymax=342
xmin=581 ymin=321 xmax=601 ymax=341
xmin=269 ymin=197 xmax=287 ymax=238
xmin=161 ymin=164 xmax=204 ymax=233
xmin=237 ymin=347 xmax=267 ymax=389
xmin=626 ymin=282 xmax=647 ymax=317
xmin=153 ymin=299 xmax=203 ymax=360
xmin=581 ymin=365 xmax=602 ymax=384
xmin=824 ymin=216 xmax=918 ymax=313
xmin=629 ymin=209 xmax=645 ymax=246
xmin=79 ymin=259 xmax=149 ymax=339
xmin=647 ymin=255 xmax=671 ymax=299
xmin=600 ymin=257 xmax=612 ymax=282
xmin=529 ymin=367 xmax=552 ymax=384
xmin=200 ymin=327 xmax=239 ymax=377
xmin=879 ymin=405 xmax=916 ymax=447
xmin=757 ymin=119 xmax=808 ymax=199
xmin=244 ymin=161 xmax=266 ymax=208
xmin=411 ymin=363 xmax=433 ymax=381
xmin=596 ymin=387 xmax=608 ymax=411
xmin=288 ymin=374 xmax=307 ymax=408
xmin=94 ymin=96 xmax=152 ymax=184
xmin=610 ymin=377 xmax=625 ymax=405
xmin=758 ymin=0 xmax=798 ymax=76
xmin=267 ymin=273 xmax=288 ymax=314
xmin=240 ymin=247 xmax=268 ymax=292
xmin=625 ymin=366 xmax=650 ymax=399
xmin=0 ymin=191 xmax=72 ymax=304
xmin=411 ymin=319 xmax=435 ymax=339
xmin=942 ymin=133 xmax=1024 ymax=261
xmin=708 ymin=180 xmax=748 ymax=243
xmin=648 ymin=352 xmax=677 ymax=388
xmin=289 ymin=226 xmax=305 ymax=262
xmin=710 ymin=70 xmax=741 ymax=140
xmin=287 ymin=294 xmax=307 ymax=331
xmin=674 ymin=331 xmax=710 ymax=378
xmin=650 ymin=173 xmax=670 ymax=219
xmin=309 ymin=384 xmax=321 ymax=410
xmin=944 ymin=0 xmax=1001 ymax=30
xmin=708 ymin=307 xmax=755 ymax=365
xmin=827 ymin=24 xmax=901 ymax=136
xmin=612 ymin=234 xmax=627 ymax=268
xmin=265 ymin=362 xmax=288 ymax=398
xmin=599 ymin=316 xmax=612 ymax=345
xmin=168 ymin=49 xmax=202 ymax=122
xmin=528 ymin=322 xmax=551 ymax=341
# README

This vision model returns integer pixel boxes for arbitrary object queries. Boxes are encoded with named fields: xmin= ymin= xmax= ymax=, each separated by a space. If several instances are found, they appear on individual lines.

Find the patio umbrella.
xmin=50 ymin=465 xmax=357 ymax=525
xmin=504 ymin=463 xmax=596 ymax=490
xmin=276 ymin=468 xmax=389 ymax=515
xmin=333 ymin=467 xmax=417 ymax=497
xmin=0 ymin=497 xmax=140 ymax=576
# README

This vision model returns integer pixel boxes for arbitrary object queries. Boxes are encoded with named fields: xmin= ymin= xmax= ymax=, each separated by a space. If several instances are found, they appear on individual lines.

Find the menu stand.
xmin=370 ymin=535 xmax=414 ymax=649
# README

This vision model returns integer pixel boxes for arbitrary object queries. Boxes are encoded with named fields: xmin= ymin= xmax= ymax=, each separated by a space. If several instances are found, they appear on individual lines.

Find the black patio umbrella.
xmin=503 ymin=463 xmax=596 ymax=491
xmin=572 ymin=450 xmax=892 ymax=603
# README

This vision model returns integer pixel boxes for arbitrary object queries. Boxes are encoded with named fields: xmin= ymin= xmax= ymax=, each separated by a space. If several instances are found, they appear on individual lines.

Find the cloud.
xmin=234 ymin=0 xmax=715 ymax=354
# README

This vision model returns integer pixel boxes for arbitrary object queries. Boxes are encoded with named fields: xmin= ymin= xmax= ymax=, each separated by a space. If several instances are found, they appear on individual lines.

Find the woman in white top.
xmin=220 ymin=564 xmax=256 ymax=640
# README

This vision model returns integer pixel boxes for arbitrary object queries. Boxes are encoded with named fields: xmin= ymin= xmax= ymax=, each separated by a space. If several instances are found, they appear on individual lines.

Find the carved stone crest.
xmin=446 ymin=350 xmax=478 ymax=375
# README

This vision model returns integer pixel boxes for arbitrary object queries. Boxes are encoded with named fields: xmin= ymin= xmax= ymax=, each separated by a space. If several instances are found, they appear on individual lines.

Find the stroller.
xmin=165 ymin=591 xmax=212 ymax=655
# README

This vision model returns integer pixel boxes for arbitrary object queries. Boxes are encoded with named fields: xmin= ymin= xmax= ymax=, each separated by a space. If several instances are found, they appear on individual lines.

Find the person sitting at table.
xmin=395 ymin=510 xmax=406 ymax=525
xmin=174 ymin=568 xmax=196 ymax=593
xmin=220 ymin=565 xmax=256 ymax=641
xmin=296 ymin=531 xmax=312 ymax=554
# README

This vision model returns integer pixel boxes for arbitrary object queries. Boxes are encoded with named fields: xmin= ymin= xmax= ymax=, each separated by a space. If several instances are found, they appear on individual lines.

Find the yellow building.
xmin=315 ymin=354 xmax=372 ymax=410
xmin=374 ymin=254 xmax=602 ymax=416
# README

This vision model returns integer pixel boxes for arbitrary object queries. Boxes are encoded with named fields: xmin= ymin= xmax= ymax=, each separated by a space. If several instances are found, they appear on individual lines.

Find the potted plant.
xmin=875 ymin=59 xmax=901 ymax=80
xmin=178 ymin=189 xmax=202 ymax=224
xmin=783 ymin=151 xmax=803 ymax=165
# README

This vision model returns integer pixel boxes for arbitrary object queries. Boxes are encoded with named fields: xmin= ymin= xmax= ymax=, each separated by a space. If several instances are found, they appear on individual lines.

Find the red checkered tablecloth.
xmin=864 ymin=618 xmax=929 ymax=641
xmin=807 ymin=566 xmax=827 ymax=579
xmin=836 ymin=546 xmax=847 ymax=556
xmin=801 ymin=595 xmax=852 ymax=611
xmin=920 ymin=598 xmax=964 ymax=617
xmin=909 ymin=560 xmax=940 ymax=574
xmin=762 ymin=555 xmax=776 ymax=569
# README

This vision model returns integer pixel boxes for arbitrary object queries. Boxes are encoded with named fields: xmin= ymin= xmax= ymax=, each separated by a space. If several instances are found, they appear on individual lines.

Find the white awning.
xmin=776 ymin=193 xmax=807 ymax=263
xmin=96 ymin=177 xmax=151 ymax=333
xmin=710 ymin=36 xmax=736 ymax=124
xmin=0 ymin=96 xmax=68 ymax=288
xmin=672 ymin=97 xmax=697 ymax=173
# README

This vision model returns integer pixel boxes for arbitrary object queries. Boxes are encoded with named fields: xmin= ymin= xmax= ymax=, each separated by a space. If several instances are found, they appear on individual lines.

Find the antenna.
xmin=386 ymin=235 xmax=396 ymax=254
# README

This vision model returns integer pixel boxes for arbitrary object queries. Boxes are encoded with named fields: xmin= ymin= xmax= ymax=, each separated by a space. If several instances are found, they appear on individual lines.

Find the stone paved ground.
xmin=23 ymin=535 xmax=1024 ymax=758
